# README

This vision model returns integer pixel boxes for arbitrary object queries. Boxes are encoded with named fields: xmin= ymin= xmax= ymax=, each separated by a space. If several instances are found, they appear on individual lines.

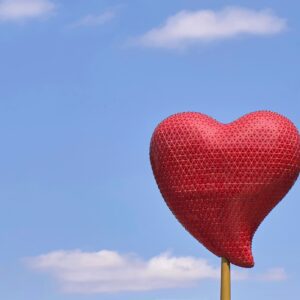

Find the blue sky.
xmin=0 ymin=0 xmax=299 ymax=299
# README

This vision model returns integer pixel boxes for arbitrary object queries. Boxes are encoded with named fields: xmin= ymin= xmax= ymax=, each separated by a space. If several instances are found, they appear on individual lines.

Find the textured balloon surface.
xmin=150 ymin=111 xmax=300 ymax=268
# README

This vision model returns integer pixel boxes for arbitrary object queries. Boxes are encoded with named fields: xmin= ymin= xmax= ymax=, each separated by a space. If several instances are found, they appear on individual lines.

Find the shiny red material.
xmin=150 ymin=111 xmax=300 ymax=268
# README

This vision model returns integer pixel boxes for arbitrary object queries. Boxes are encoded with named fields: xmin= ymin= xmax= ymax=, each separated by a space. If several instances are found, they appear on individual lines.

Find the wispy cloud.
xmin=136 ymin=7 xmax=287 ymax=49
xmin=0 ymin=0 xmax=55 ymax=22
xmin=256 ymin=268 xmax=287 ymax=281
xmin=26 ymin=249 xmax=285 ymax=294
xmin=70 ymin=9 xmax=117 ymax=28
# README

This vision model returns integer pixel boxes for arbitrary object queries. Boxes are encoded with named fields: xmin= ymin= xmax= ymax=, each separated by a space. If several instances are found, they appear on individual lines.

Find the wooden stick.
xmin=220 ymin=257 xmax=231 ymax=300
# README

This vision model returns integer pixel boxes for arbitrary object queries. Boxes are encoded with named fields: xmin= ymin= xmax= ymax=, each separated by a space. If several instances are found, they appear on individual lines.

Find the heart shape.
xmin=150 ymin=111 xmax=300 ymax=268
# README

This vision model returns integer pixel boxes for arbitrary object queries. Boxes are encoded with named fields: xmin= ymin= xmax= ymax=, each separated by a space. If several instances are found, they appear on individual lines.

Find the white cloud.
xmin=26 ymin=250 xmax=285 ymax=294
xmin=70 ymin=9 xmax=116 ymax=28
xmin=136 ymin=7 xmax=287 ymax=49
xmin=0 ymin=0 xmax=55 ymax=22
xmin=26 ymin=250 xmax=220 ymax=293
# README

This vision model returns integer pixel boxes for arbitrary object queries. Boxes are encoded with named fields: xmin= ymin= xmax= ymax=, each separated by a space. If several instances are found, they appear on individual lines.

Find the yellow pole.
xmin=220 ymin=257 xmax=231 ymax=300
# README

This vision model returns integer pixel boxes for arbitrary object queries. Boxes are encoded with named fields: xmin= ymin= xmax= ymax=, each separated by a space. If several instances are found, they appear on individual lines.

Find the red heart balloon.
xmin=150 ymin=111 xmax=300 ymax=268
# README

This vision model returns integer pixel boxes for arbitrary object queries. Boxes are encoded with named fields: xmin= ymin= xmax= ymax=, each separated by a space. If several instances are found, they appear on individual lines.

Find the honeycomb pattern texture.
xmin=150 ymin=111 xmax=300 ymax=268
